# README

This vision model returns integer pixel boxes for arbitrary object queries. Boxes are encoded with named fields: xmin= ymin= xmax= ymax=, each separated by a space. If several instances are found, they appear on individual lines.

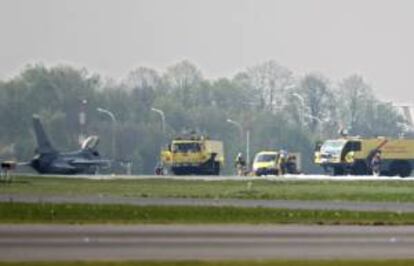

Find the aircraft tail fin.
xmin=32 ymin=114 xmax=56 ymax=154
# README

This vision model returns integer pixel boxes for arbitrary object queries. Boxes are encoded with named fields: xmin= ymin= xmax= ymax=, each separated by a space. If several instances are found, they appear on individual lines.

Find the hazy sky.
xmin=1 ymin=0 xmax=413 ymax=102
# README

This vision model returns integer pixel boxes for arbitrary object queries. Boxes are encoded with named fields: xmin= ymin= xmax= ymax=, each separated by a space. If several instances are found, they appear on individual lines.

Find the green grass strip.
xmin=1 ymin=202 xmax=414 ymax=225
xmin=4 ymin=176 xmax=414 ymax=203
xmin=1 ymin=260 xmax=414 ymax=266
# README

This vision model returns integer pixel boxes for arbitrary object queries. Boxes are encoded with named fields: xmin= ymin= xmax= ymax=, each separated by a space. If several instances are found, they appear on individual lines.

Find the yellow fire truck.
xmin=314 ymin=137 xmax=414 ymax=177
xmin=161 ymin=135 xmax=224 ymax=175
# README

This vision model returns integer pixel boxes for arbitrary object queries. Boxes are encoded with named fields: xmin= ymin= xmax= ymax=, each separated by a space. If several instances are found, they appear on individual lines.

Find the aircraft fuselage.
xmin=31 ymin=150 xmax=100 ymax=175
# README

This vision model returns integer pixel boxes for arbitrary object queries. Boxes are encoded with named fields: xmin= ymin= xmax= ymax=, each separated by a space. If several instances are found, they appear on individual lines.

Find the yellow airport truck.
xmin=314 ymin=137 xmax=414 ymax=177
xmin=161 ymin=135 xmax=224 ymax=175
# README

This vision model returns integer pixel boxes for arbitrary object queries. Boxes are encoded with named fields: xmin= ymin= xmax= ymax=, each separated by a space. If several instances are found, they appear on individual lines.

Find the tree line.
xmin=0 ymin=60 xmax=407 ymax=174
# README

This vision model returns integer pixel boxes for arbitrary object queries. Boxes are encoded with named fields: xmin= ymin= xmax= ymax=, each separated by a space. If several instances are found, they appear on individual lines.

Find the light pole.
xmin=79 ymin=99 xmax=87 ymax=145
xmin=292 ymin=93 xmax=305 ymax=127
xmin=97 ymin=107 xmax=117 ymax=161
xmin=394 ymin=104 xmax=414 ymax=130
xmin=151 ymin=107 xmax=167 ymax=173
xmin=151 ymin=108 xmax=166 ymax=136
xmin=226 ymin=119 xmax=242 ymax=140
xmin=291 ymin=93 xmax=329 ymax=138
xmin=304 ymin=113 xmax=330 ymax=139
xmin=226 ymin=119 xmax=250 ymax=168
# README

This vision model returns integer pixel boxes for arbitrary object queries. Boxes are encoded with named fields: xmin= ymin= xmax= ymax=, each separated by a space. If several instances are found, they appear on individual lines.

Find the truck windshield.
xmin=320 ymin=140 xmax=346 ymax=155
xmin=255 ymin=154 xmax=277 ymax=162
xmin=172 ymin=143 xmax=201 ymax=153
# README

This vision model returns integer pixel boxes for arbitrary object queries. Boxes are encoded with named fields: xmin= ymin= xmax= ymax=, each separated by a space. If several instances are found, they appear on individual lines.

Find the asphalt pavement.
xmin=1 ymin=224 xmax=414 ymax=261
xmin=2 ymin=175 xmax=414 ymax=261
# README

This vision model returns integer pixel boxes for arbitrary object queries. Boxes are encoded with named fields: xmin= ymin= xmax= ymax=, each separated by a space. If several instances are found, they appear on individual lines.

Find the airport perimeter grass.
xmin=2 ymin=202 xmax=414 ymax=225
xmin=2 ymin=260 xmax=414 ymax=266
xmin=3 ymin=175 xmax=414 ymax=203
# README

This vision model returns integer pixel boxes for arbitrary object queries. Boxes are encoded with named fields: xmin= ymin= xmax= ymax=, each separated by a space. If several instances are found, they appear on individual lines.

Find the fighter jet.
xmin=29 ymin=114 xmax=110 ymax=174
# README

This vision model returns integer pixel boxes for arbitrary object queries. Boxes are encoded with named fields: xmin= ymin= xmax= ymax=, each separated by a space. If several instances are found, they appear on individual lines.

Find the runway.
xmin=2 ymin=224 xmax=414 ymax=261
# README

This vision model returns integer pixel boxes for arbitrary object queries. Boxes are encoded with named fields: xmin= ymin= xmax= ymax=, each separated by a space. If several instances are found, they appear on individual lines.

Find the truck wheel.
xmin=172 ymin=168 xmax=186 ymax=175
xmin=171 ymin=169 xmax=179 ymax=175
xmin=204 ymin=162 xmax=219 ymax=175
xmin=351 ymin=161 xmax=369 ymax=175
xmin=400 ymin=162 xmax=412 ymax=177
xmin=213 ymin=163 xmax=220 ymax=175
xmin=333 ymin=166 xmax=344 ymax=176
xmin=390 ymin=161 xmax=412 ymax=177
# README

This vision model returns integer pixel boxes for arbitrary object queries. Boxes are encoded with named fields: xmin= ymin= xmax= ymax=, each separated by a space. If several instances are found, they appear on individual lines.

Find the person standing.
xmin=278 ymin=150 xmax=288 ymax=175
xmin=235 ymin=153 xmax=247 ymax=176
xmin=154 ymin=161 xmax=164 ymax=175
xmin=286 ymin=155 xmax=298 ymax=174
xmin=370 ymin=151 xmax=382 ymax=176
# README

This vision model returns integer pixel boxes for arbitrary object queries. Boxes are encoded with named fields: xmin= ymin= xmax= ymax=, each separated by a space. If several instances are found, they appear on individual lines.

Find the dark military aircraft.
xmin=29 ymin=115 xmax=110 ymax=174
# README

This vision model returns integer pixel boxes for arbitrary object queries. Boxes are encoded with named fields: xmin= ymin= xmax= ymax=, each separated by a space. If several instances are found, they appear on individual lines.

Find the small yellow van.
xmin=252 ymin=151 xmax=279 ymax=176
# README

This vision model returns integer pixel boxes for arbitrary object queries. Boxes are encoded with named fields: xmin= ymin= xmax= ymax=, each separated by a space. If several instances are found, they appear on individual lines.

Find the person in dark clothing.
xmin=154 ymin=162 xmax=164 ymax=175
xmin=370 ymin=151 xmax=382 ymax=176
xmin=286 ymin=155 xmax=298 ymax=174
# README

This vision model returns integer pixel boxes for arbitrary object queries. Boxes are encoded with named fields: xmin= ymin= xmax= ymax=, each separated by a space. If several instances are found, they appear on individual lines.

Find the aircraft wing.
xmin=69 ymin=159 xmax=111 ymax=167
xmin=17 ymin=161 xmax=31 ymax=166
xmin=52 ymin=161 xmax=78 ymax=170
xmin=1 ymin=161 xmax=31 ymax=168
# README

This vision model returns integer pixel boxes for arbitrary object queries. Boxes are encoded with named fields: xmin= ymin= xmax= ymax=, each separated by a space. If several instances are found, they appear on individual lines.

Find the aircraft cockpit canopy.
xmin=81 ymin=135 xmax=100 ymax=150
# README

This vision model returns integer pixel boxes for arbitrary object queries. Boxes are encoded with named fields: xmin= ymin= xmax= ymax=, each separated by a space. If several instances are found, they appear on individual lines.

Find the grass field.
xmin=3 ymin=176 xmax=414 ymax=224
xmin=2 ymin=178 xmax=414 ymax=263
xmin=2 ymin=176 xmax=414 ymax=203
xmin=1 ymin=260 xmax=414 ymax=266
xmin=2 ymin=202 xmax=414 ymax=225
